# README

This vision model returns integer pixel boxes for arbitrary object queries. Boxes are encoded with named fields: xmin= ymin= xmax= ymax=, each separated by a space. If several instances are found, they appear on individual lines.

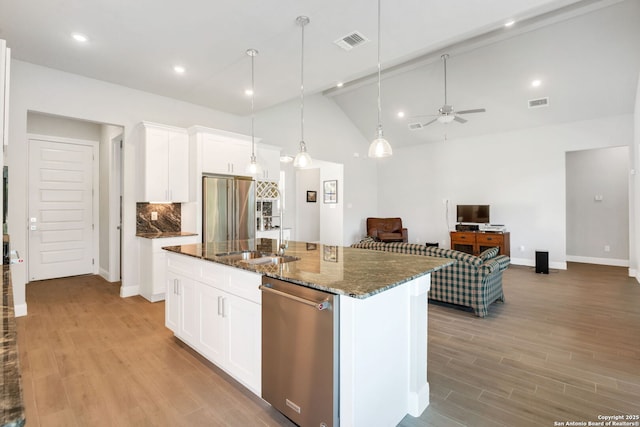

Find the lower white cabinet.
xmin=165 ymin=252 xmax=262 ymax=395
xmin=139 ymin=235 xmax=199 ymax=302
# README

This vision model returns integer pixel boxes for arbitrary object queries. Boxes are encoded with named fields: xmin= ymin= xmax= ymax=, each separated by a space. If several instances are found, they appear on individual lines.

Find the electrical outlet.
xmin=151 ymin=211 xmax=158 ymax=221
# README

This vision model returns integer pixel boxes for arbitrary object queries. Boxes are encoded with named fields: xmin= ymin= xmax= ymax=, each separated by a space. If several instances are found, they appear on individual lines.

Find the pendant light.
xmin=245 ymin=48 xmax=262 ymax=176
xmin=368 ymin=0 xmax=393 ymax=158
xmin=293 ymin=16 xmax=312 ymax=169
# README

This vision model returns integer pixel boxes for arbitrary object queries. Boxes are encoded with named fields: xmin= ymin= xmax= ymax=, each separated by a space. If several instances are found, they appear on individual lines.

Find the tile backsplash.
xmin=136 ymin=203 xmax=181 ymax=234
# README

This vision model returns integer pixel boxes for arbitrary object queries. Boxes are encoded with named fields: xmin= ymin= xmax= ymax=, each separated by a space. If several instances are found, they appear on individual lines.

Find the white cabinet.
xmin=256 ymin=143 xmax=281 ymax=181
xmin=139 ymin=235 xmax=199 ymax=302
xmin=256 ymin=228 xmax=291 ymax=241
xmin=192 ymin=127 xmax=252 ymax=176
xmin=1 ymin=39 xmax=10 ymax=147
xmin=138 ymin=122 xmax=190 ymax=202
xmin=165 ymin=252 xmax=262 ymax=395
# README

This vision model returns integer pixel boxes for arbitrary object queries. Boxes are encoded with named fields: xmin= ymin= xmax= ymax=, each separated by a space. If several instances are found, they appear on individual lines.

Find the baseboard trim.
xmin=14 ymin=303 xmax=27 ymax=317
xmin=510 ymin=257 xmax=567 ymax=270
xmin=119 ymin=284 xmax=139 ymax=298
xmin=566 ymin=255 xmax=629 ymax=267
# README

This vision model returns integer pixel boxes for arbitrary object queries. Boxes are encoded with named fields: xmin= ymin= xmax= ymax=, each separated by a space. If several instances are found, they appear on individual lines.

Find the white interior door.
xmin=28 ymin=138 xmax=95 ymax=281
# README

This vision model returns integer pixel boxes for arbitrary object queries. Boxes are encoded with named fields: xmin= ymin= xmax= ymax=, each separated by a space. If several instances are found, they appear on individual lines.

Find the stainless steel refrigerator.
xmin=202 ymin=174 xmax=255 ymax=244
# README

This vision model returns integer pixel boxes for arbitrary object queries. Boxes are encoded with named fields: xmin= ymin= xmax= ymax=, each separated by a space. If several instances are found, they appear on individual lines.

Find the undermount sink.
xmin=215 ymin=251 xmax=299 ymax=265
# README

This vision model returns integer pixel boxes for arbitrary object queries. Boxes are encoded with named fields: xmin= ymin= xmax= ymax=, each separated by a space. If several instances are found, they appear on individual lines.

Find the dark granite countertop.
xmin=1 ymin=265 xmax=26 ymax=427
xmin=163 ymin=239 xmax=453 ymax=299
xmin=136 ymin=231 xmax=198 ymax=239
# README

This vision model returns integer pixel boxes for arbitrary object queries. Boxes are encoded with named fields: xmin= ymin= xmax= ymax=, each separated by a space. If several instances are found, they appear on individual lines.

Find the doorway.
xmin=26 ymin=112 xmax=123 ymax=282
xmin=27 ymin=137 xmax=97 ymax=281
xmin=565 ymin=146 xmax=630 ymax=266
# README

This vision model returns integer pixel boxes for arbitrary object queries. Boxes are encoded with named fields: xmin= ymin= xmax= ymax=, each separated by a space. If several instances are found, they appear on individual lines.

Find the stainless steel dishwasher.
xmin=260 ymin=276 xmax=339 ymax=427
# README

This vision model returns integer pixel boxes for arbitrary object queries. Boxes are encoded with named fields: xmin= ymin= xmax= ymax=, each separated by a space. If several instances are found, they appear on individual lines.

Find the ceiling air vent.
xmin=408 ymin=123 xmax=423 ymax=131
xmin=334 ymin=31 xmax=369 ymax=51
xmin=528 ymin=97 xmax=549 ymax=108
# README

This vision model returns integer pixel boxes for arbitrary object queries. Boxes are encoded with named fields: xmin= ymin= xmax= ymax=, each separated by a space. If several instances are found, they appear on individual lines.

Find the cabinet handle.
xmin=221 ymin=297 xmax=227 ymax=318
xmin=217 ymin=296 xmax=222 ymax=316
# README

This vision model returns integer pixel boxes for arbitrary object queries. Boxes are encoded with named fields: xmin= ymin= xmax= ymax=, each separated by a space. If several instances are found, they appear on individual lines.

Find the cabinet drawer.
xmin=476 ymin=233 xmax=503 ymax=245
xmin=167 ymin=253 xmax=202 ymax=277
xmin=450 ymin=232 xmax=476 ymax=242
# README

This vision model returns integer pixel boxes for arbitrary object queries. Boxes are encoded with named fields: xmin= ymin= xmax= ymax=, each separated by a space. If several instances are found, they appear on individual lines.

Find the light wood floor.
xmin=16 ymin=263 xmax=640 ymax=426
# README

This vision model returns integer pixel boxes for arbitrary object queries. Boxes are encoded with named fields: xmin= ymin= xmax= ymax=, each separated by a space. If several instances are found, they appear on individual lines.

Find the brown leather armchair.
xmin=366 ymin=217 xmax=408 ymax=243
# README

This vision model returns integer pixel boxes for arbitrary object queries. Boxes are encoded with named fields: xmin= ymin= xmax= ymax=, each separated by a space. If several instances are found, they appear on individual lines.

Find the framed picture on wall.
xmin=323 ymin=180 xmax=337 ymax=203
xmin=306 ymin=190 xmax=317 ymax=203
xmin=323 ymin=245 xmax=338 ymax=262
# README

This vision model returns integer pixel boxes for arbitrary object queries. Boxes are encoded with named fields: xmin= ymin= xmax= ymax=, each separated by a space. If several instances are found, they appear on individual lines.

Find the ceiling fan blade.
xmin=456 ymin=108 xmax=486 ymax=115
xmin=407 ymin=113 xmax=438 ymax=119
xmin=453 ymin=115 xmax=467 ymax=124
xmin=422 ymin=118 xmax=438 ymax=127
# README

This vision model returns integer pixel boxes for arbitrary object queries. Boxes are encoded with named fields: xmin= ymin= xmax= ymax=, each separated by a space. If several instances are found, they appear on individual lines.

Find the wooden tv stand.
xmin=450 ymin=231 xmax=510 ymax=257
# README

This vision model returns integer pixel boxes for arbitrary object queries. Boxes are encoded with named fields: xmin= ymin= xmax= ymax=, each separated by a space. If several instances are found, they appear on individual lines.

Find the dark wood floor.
xmin=16 ymin=263 xmax=640 ymax=426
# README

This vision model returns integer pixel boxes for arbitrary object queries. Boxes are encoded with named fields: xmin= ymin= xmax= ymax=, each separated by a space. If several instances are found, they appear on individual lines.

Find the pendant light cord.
xmin=300 ymin=18 xmax=305 ymax=144
xmin=376 ymin=0 xmax=382 ymax=129
xmin=251 ymin=52 xmax=256 ymax=157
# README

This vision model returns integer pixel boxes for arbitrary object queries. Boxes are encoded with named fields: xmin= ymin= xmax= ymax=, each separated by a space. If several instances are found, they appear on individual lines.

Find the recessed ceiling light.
xmin=244 ymin=89 xmax=253 ymax=96
xmin=173 ymin=65 xmax=186 ymax=74
xmin=397 ymin=111 xmax=405 ymax=118
xmin=72 ymin=33 xmax=89 ymax=43
xmin=531 ymin=79 xmax=542 ymax=87
xmin=504 ymin=20 xmax=516 ymax=28
xmin=336 ymin=82 xmax=344 ymax=88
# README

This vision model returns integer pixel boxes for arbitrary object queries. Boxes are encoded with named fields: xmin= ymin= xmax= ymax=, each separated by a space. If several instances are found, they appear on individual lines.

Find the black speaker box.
xmin=535 ymin=251 xmax=549 ymax=274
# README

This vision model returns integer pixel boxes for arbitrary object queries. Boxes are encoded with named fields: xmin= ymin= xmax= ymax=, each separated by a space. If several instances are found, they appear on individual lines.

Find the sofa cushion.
xmin=378 ymin=232 xmax=405 ymax=242
xmin=424 ymin=246 xmax=482 ymax=268
xmin=479 ymin=247 xmax=499 ymax=261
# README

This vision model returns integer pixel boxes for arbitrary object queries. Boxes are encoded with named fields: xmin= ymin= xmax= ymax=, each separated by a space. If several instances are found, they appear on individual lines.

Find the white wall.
xmin=295 ymin=168 xmax=320 ymax=242
xmin=633 ymin=72 xmax=640 ymax=283
xmin=566 ymin=146 xmax=629 ymax=265
xmin=8 ymin=60 xmax=246 ymax=315
xmin=378 ymin=114 xmax=635 ymax=269
xmin=254 ymin=94 xmax=378 ymax=245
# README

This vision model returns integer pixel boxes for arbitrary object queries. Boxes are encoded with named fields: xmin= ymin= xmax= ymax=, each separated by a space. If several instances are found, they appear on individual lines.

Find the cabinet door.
xmin=256 ymin=145 xmax=280 ymax=181
xmin=142 ymin=126 xmax=170 ymax=201
xmin=225 ymin=294 xmax=261 ymax=394
xmin=201 ymin=135 xmax=251 ymax=176
xmin=178 ymin=276 xmax=200 ymax=347
xmin=167 ymin=130 xmax=190 ymax=202
xmin=198 ymin=284 xmax=226 ymax=366
xmin=165 ymin=271 xmax=181 ymax=333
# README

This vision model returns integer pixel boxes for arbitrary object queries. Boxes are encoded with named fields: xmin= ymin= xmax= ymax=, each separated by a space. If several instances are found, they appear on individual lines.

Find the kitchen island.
xmin=163 ymin=239 xmax=452 ymax=426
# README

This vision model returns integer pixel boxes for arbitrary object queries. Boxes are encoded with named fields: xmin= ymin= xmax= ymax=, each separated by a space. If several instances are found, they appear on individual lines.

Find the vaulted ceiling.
xmin=1 ymin=0 xmax=638 ymax=149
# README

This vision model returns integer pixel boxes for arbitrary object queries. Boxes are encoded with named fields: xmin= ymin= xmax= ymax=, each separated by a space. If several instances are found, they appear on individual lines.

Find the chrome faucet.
xmin=272 ymin=187 xmax=288 ymax=256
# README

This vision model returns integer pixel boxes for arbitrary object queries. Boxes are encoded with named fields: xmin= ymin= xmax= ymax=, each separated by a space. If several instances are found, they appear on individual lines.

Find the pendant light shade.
xmin=368 ymin=0 xmax=392 ymax=158
xmin=245 ymin=48 xmax=262 ymax=176
xmin=293 ymin=16 xmax=312 ymax=169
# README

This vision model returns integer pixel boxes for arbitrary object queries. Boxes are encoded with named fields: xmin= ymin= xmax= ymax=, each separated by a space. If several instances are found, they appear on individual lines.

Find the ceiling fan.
xmin=408 ymin=54 xmax=486 ymax=130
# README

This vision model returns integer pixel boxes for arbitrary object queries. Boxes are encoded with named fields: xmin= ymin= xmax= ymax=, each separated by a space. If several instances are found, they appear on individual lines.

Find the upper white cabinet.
xmin=191 ymin=126 xmax=252 ymax=177
xmin=256 ymin=143 xmax=281 ymax=182
xmin=1 ymin=39 xmax=10 ymax=147
xmin=137 ymin=122 xmax=190 ymax=202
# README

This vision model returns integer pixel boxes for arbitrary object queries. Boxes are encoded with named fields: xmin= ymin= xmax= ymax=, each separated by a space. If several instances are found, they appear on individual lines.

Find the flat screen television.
xmin=456 ymin=205 xmax=490 ymax=224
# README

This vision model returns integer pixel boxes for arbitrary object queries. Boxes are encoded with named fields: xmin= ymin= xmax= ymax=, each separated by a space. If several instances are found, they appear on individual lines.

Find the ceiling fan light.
xmin=437 ymin=114 xmax=455 ymax=124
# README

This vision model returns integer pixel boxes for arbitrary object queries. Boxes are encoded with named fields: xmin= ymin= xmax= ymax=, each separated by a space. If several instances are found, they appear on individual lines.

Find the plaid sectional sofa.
xmin=350 ymin=239 xmax=510 ymax=317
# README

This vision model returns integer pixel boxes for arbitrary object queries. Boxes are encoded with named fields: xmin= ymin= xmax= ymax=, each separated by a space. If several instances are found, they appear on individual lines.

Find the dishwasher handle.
xmin=259 ymin=285 xmax=331 ymax=311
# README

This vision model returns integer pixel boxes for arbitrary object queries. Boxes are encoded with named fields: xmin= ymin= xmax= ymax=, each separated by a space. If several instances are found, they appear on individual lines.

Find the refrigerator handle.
xmin=227 ymin=180 xmax=234 ymax=241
